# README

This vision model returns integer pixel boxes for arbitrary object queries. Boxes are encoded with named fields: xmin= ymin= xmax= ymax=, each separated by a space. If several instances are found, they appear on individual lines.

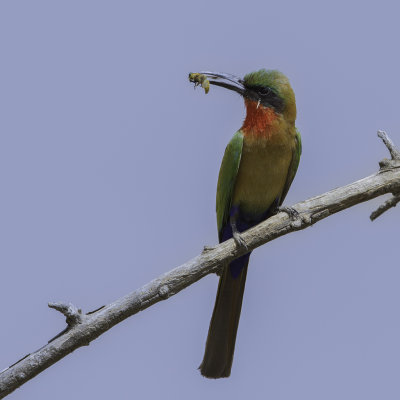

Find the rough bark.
xmin=0 ymin=131 xmax=399 ymax=398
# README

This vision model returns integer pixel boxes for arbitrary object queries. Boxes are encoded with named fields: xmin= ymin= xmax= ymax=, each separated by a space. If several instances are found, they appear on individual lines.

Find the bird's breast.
xmin=232 ymin=125 xmax=294 ymax=218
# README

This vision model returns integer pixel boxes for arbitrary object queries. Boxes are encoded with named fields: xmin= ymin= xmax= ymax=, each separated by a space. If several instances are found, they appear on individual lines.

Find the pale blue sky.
xmin=1 ymin=1 xmax=400 ymax=399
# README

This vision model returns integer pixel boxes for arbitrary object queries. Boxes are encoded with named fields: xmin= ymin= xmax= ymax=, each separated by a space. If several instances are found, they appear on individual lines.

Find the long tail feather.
xmin=199 ymin=254 xmax=250 ymax=378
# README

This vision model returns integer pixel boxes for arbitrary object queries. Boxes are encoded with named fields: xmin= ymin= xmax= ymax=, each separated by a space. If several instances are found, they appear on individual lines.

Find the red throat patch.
xmin=242 ymin=99 xmax=279 ymax=137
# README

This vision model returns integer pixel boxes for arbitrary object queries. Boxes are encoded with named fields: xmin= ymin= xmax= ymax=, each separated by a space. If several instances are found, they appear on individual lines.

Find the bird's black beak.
xmin=191 ymin=71 xmax=245 ymax=96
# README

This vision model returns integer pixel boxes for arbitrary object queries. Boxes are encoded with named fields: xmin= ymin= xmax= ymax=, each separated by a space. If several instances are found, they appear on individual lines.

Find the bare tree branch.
xmin=1 ymin=132 xmax=400 ymax=399
xmin=370 ymin=193 xmax=400 ymax=221
xmin=48 ymin=302 xmax=83 ymax=327
xmin=377 ymin=130 xmax=400 ymax=160
xmin=369 ymin=130 xmax=400 ymax=220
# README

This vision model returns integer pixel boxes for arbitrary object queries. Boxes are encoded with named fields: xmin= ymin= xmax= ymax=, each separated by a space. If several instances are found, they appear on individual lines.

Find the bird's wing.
xmin=216 ymin=130 xmax=244 ymax=241
xmin=279 ymin=128 xmax=302 ymax=205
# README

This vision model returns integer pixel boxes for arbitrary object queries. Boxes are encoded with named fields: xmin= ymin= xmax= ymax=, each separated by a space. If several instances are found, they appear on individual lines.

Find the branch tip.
xmin=370 ymin=131 xmax=400 ymax=220
xmin=48 ymin=302 xmax=83 ymax=326
xmin=370 ymin=193 xmax=400 ymax=221
xmin=377 ymin=130 xmax=400 ymax=161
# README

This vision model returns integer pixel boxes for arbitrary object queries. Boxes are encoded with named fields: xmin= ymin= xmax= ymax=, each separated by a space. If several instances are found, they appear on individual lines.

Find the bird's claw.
xmin=233 ymin=231 xmax=249 ymax=251
xmin=277 ymin=206 xmax=300 ymax=220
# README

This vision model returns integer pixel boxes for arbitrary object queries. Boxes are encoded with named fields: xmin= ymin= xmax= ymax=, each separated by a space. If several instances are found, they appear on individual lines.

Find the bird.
xmin=191 ymin=69 xmax=302 ymax=378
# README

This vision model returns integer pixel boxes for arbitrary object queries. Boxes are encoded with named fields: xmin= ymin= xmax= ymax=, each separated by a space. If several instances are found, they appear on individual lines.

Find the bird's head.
xmin=191 ymin=69 xmax=296 ymax=123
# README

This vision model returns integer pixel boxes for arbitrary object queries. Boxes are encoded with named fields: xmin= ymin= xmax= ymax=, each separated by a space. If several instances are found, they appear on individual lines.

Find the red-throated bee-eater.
xmin=190 ymin=69 xmax=301 ymax=378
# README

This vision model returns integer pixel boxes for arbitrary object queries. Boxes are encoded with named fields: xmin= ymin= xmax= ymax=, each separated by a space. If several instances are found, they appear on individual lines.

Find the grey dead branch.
xmin=1 ymin=131 xmax=399 ymax=399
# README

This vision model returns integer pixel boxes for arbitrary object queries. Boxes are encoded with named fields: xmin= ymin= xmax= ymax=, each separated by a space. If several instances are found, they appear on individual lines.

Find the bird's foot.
xmin=277 ymin=206 xmax=300 ymax=220
xmin=232 ymin=230 xmax=249 ymax=251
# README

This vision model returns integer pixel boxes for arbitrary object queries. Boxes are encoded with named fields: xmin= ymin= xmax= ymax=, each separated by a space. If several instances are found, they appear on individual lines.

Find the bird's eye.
xmin=258 ymin=87 xmax=271 ymax=96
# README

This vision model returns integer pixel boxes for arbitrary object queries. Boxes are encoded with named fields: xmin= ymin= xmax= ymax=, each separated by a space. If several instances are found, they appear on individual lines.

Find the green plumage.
xmin=217 ymin=128 xmax=301 ymax=237
xmin=195 ymin=68 xmax=301 ymax=379
xmin=216 ymin=130 xmax=244 ymax=239
xmin=278 ymin=128 xmax=302 ymax=203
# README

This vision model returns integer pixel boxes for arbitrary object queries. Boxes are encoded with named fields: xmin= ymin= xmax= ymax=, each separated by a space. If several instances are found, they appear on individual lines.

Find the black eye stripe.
xmin=258 ymin=87 xmax=271 ymax=96
xmin=246 ymin=85 xmax=275 ymax=97
xmin=244 ymin=85 xmax=285 ymax=113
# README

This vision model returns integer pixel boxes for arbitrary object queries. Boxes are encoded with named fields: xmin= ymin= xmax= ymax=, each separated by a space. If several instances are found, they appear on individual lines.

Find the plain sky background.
xmin=1 ymin=1 xmax=400 ymax=399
